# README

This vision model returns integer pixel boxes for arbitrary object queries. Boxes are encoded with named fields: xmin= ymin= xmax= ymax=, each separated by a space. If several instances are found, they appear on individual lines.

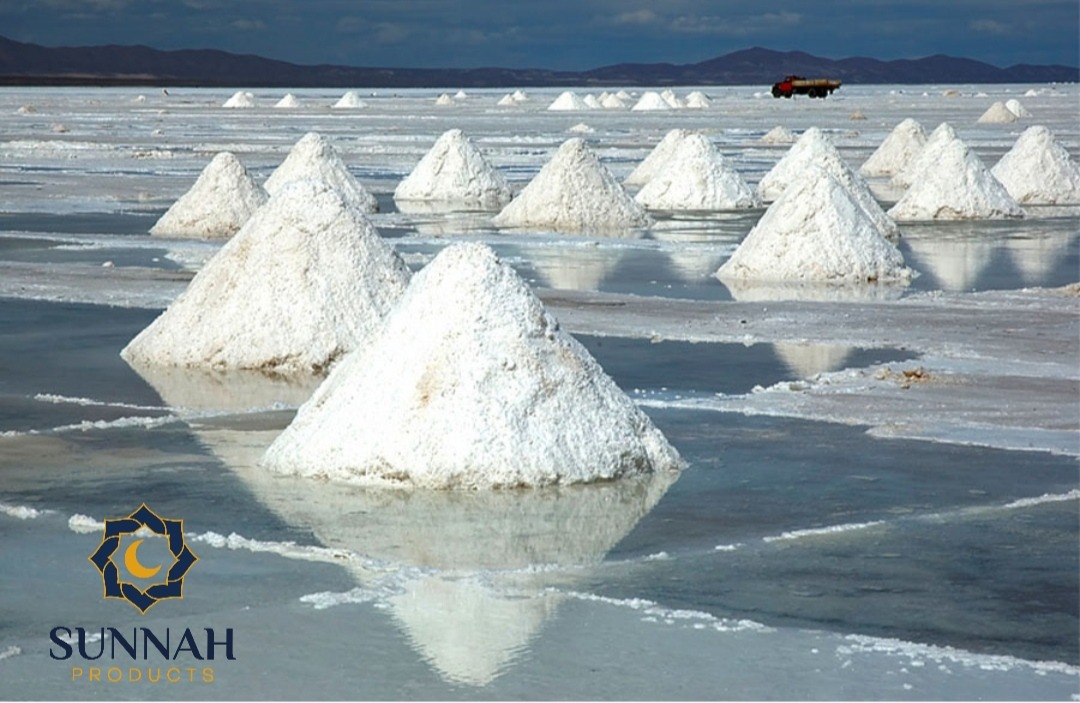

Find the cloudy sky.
xmin=4 ymin=0 xmax=1078 ymax=70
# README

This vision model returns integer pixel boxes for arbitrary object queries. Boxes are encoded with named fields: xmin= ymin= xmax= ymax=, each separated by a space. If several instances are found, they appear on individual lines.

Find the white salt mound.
xmin=992 ymin=126 xmax=1080 ymax=204
xmin=887 ymin=138 xmax=1025 ymax=220
xmin=977 ymin=101 xmax=1018 ymax=124
xmin=511 ymin=90 xmax=529 ymax=102
xmin=758 ymin=127 xmax=900 ymax=239
xmin=222 ymin=91 xmax=256 ymax=108
xmin=860 ymin=118 xmax=927 ymax=177
xmin=333 ymin=91 xmax=367 ymax=109
xmin=615 ymin=90 xmax=632 ymax=101
xmin=631 ymin=92 xmax=672 ymax=111
xmin=547 ymin=91 xmax=591 ymax=111
xmin=496 ymin=94 xmax=518 ymax=107
xmin=261 ymin=242 xmax=683 ymax=489
xmin=583 ymin=94 xmax=603 ymax=109
xmin=567 ymin=123 xmax=594 ymax=134
xmin=600 ymin=93 xmax=627 ymax=109
xmin=435 ymin=94 xmax=454 ymax=107
xmin=685 ymin=91 xmax=711 ymax=109
xmin=150 ymin=152 xmax=268 ymax=240
xmin=394 ymin=129 xmax=511 ymax=209
xmin=264 ymin=132 xmax=379 ymax=213
xmin=122 ymin=180 xmax=411 ymax=374
xmin=275 ymin=93 xmax=301 ymax=108
xmin=891 ymin=122 xmax=958 ymax=188
xmin=454 ymin=90 xmax=468 ymax=100
xmin=717 ymin=166 xmax=913 ymax=284
xmin=1005 ymin=99 xmax=1031 ymax=118
xmin=660 ymin=89 xmax=684 ymax=109
xmin=761 ymin=126 xmax=796 ymax=145
xmin=634 ymin=133 xmax=760 ymax=211
xmin=493 ymin=138 xmax=650 ymax=232
xmin=623 ymin=128 xmax=693 ymax=187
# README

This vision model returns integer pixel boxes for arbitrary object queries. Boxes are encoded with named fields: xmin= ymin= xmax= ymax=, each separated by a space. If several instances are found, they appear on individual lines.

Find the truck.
xmin=771 ymin=75 xmax=842 ymax=99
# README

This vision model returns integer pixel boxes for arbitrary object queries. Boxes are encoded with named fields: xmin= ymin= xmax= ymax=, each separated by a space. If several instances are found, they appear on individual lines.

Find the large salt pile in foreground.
xmin=394 ymin=129 xmax=511 ymax=209
xmin=547 ymin=91 xmax=590 ymax=111
xmin=717 ymin=166 xmax=913 ymax=285
xmin=262 ymin=242 xmax=682 ymax=489
xmin=631 ymin=92 xmax=672 ymax=111
xmin=222 ymin=91 xmax=256 ymax=108
xmin=150 ymin=152 xmax=267 ymax=239
xmin=122 ymin=180 xmax=411 ymax=374
xmin=623 ymin=128 xmax=693 ymax=187
xmin=977 ymin=101 xmax=1019 ymax=124
xmin=333 ymin=91 xmax=367 ymax=109
xmin=860 ymin=118 xmax=927 ymax=177
xmin=991 ymin=125 xmax=1080 ymax=204
xmin=888 ymin=139 xmax=1025 ymax=220
xmin=757 ymin=127 xmax=900 ymax=239
xmin=891 ymin=122 xmax=958 ymax=188
xmin=264 ymin=132 xmax=379 ymax=213
xmin=493 ymin=138 xmax=650 ymax=232
xmin=634 ymin=133 xmax=760 ymax=211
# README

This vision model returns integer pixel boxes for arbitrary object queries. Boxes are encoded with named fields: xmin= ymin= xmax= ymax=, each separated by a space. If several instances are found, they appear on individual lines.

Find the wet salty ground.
xmin=0 ymin=85 xmax=1078 ymax=699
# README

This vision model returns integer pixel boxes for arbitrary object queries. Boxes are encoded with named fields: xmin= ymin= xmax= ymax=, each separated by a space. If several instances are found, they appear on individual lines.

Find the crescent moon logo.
xmin=123 ymin=539 xmax=163 ymax=580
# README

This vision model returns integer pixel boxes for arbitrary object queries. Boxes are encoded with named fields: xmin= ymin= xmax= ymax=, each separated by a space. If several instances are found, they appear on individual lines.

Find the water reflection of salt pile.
xmin=532 ymin=248 xmax=624 ymax=290
xmin=772 ymin=342 xmax=853 ymax=379
xmin=1004 ymin=232 xmax=1077 ymax=286
xmin=904 ymin=234 xmax=997 ymax=291
xmin=722 ymin=278 xmax=909 ymax=303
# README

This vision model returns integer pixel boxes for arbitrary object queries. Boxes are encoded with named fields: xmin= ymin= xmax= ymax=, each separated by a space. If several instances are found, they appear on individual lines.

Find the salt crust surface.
xmin=547 ymin=91 xmax=590 ymax=111
xmin=624 ymin=129 xmax=693 ymax=187
xmin=122 ymin=179 xmax=411 ymax=374
xmin=150 ymin=152 xmax=267 ymax=239
xmin=757 ymin=127 xmax=900 ymax=239
xmin=634 ymin=133 xmax=760 ymax=211
xmin=977 ymin=101 xmax=1018 ymax=124
xmin=262 ymin=242 xmax=683 ymax=488
xmin=888 ymin=139 xmax=1025 ymax=220
xmin=859 ymin=118 xmax=927 ymax=177
xmin=761 ymin=126 xmax=796 ymax=145
xmin=718 ymin=166 xmax=913 ymax=284
xmin=493 ymin=138 xmax=651 ymax=232
xmin=264 ymin=132 xmax=378 ymax=213
xmin=991 ymin=125 xmax=1080 ymax=204
xmin=891 ymin=122 xmax=958 ymax=188
xmin=393 ymin=129 xmax=511 ymax=208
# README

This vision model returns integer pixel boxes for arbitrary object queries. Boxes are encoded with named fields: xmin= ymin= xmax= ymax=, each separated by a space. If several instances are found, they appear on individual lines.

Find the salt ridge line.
xmin=838 ymin=635 xmax=1080 ymax=677
xmin=555 ymin=590 xmax=772 ymax=633
xmin=0 ymin=414 xmax=181 ymax=438
xmin=33 ymin=393 xmax=167 ymax=412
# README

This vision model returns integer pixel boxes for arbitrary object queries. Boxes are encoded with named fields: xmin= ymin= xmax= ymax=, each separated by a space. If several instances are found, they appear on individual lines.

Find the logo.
xmin=88 ymin=504 xmax=198 ymax=614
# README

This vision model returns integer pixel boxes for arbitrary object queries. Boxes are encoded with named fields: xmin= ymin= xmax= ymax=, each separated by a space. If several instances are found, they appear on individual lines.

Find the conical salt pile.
xmin=600 ymin=93 xmax=627 ymax=109
xmin=275 ymin=93 xmax=301 ymax=108
xmin=394 ymin=129 xmax=512 ymax=209
xmin=685 ymin=91 xmax=711 ymax=109
xmin=547 ymin=91 xmax=590 ymax=111
xmin=977 ymin=101 xmax=1018 ymax=124
xmin=991 ymin=125 xmax=1080 ymax=204
xmin=493 ymin=138 xmax=651 ymax=232
xmin=1005 ymin=99 xmax=1030 ymax=118
xmin=150 ymin=152 xmax=267 ymax=240
xmin=634 ymin=133 xmax=760 ymax=211
xmin=262 ymin=242 xmax=682 ymax=488
xmin=624 ymin=128 xmax=693 ymax=187
xmin=264 ymin=132 xmax=379 ymax=213
xmin=435 ymin=93 xmax=454 ymax=106
xmin=583 ymin=94 xmax=603 ymax=109
xmin=757 ymin=127 xmax=900 ymax=239
xmin=496 ymin=94 xmax=518 ymax=107
xmin=511 ymin=90 xmax=529 ymax=102
xmin=631 ymin=91 xmax=672 ymax=111
xmin=860 ymin=118 xmax=927 ymax=177
xmin=717 ymin=166 xmax=913 ymax=284
xmin=122 ymin=180 xmax=411 ymax=374
xmin=891 ymin=122 xmax=958 ymax=188
xmin=615 ymin=90 xmax=632 ymax=101
xmin=761 ymin=126 xmax=796 ymax=145
xmin=660 ymin=89 xmax=684 ymax=109
xmin=222 ymin=91 xmax=256 ymax=108
xmin=333 ymin=91 xmax=367 ymax=109
xmin=887 ymin=138 xmax=1025 ymax=220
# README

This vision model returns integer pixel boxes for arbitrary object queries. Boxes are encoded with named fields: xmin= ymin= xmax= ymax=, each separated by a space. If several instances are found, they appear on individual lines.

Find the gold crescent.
xmin=124 ymin=538 xmax=162 ymax=580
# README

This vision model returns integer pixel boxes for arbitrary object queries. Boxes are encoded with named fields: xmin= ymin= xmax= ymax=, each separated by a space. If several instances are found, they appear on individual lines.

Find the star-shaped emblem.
xmin=88 ymin=503 xmax=198 ymax=613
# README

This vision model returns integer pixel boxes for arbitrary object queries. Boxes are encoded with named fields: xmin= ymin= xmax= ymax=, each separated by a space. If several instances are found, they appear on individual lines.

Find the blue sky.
xmin=5 ymin=0 xmax=1078 ymax=69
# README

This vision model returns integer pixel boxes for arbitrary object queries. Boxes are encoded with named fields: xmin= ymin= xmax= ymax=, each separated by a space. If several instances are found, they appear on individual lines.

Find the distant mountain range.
xmin=0 ymin=35 xmax=1076 ymax=87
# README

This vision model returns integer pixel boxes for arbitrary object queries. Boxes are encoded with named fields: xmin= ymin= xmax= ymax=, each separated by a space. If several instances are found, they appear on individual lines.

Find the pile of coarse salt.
xmin=717 ymin=166 xmax=914 ymax=285
xmin=760 ymin=126 xmax=796 ymax=145
xmin=859 ymin=118 xmax=927 ymax=177
xmin=757 ymin=127 xmax=900 ymax=239
xmin=261 ymin=242 xmax=683 ymax=489
xmin=333 ymin=91 xmax=367 ymax=109
xmin=547 ymin=91 xmax=591 ymax=111
xmin=991 ymin=125 xmax=1080 ymax=204
xmin=150 ymin=152 xmax=267 ymax=239
xmin=634 ymin=133 xmax=760 ymax=211
xmin=887 ymin=138 xmax=1025 ymax=220
xmin=492 ymin=138 xmax=651 ymax=232
xmin=274 ymin=93 xmax=301 ymax=108
xmin=631 ymin=92 xmax=672 ymax=111
xmin=623 ymin=129 xmax=693 ymax=187
xmin=264 ymin=132 xmax=379 ymax=213
xmin=977 ymin=101 xmax=1018 ymax=124
xmin=222 ymin=91 xmax=256 ymax=108
xmin=123 ymin=180 xmax=410 ymax=374
xmin=394 ymin=129 xmax=511 ymax=209
xmin=891 ymin=122 xmax=958 ymax=188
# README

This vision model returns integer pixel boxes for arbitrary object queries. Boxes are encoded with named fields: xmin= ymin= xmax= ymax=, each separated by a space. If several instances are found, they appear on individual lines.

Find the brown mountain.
xmin=0 ymin=35 xmax=1075 ymax=87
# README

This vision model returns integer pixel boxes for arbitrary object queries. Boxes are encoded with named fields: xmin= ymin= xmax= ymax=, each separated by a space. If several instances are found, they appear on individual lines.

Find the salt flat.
xmin=0 ymin=83 xmax=1076 ymax=700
